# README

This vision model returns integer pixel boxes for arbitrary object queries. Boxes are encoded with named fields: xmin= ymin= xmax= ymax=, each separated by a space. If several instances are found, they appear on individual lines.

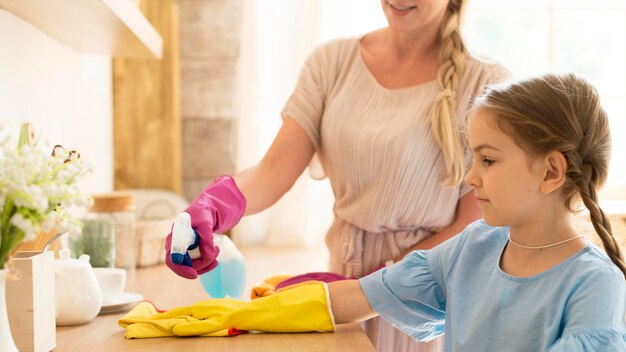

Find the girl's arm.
xmin=234 ymin=117 xmax=315 ymax=215
xmin=328 ymin=280 xmax=378 ymax=324
xmin=397 ymin=192 xmax=480 ymax=260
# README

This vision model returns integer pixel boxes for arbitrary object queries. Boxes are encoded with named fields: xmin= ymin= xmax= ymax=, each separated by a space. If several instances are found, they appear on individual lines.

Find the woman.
xmin=166 ymin=1 xmax=509 ymax=350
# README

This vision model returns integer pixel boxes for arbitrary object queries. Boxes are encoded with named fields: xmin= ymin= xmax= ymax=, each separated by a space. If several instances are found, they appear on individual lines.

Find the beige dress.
xmin=282 ymin=38 xmax=509 ymax=352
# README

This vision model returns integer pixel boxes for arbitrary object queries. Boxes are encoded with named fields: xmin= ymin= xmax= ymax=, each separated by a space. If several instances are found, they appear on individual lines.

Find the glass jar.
xmin=87 ymin=192 xmax=136 ymax=272
xmin=69 ymin=218 xmax=116 ymax=268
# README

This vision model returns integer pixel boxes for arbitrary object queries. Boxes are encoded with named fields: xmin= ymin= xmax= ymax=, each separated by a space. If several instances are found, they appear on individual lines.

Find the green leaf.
xmin=18 ymin=122 xmax=33 ymax=148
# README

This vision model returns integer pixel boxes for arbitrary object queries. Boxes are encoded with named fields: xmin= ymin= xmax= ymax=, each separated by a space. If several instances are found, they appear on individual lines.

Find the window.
xmin=465 ymin=0 xmax=626 ymax=198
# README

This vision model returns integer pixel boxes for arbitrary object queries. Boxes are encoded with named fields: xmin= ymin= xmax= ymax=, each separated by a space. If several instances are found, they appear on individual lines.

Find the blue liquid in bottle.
xmin=198 ymin=234 xmax=246 ymax=299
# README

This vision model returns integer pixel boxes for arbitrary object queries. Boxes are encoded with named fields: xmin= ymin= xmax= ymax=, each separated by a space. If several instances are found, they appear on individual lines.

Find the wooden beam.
xmin=113 ymin=0 xmax=181 ymax=193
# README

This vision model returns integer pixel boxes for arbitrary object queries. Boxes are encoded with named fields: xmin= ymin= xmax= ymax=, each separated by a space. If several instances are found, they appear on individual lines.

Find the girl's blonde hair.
xmin=474 ymin=73 xmax=626 ymax=277
xmin=432 ymin=0 xmax=469 ymax=187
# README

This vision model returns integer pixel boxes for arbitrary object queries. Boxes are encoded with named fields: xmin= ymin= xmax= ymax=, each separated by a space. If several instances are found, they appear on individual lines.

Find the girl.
xmin=332 ymin=72 xmax=626 ymax=350
xmin=122 ymin=73 xmax=624 ymax=351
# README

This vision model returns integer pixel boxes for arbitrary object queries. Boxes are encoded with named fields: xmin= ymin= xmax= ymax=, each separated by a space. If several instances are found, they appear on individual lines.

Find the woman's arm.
xmin=396 ymin=192 xmax=481 ymax=260
xmin=233 ymin=117 xmax=315 ymax=215
xmin=328 ymin=280 xmax=378 ymax=324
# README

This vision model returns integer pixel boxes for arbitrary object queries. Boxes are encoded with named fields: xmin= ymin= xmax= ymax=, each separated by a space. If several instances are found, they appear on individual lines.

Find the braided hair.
xmin=431 ymin=0 xmax=469 ymax=186
xmin=474 ymin=73 xmax=626 ymax=277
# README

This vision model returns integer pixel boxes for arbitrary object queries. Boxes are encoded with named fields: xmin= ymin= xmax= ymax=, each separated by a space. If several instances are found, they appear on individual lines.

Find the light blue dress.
xmin=360 ymin=220 xmax=626 ymax=351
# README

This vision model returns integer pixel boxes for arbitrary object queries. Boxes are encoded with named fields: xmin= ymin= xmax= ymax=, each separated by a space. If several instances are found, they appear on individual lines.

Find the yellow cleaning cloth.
xmin=118 ymin=301 xmax=235 ymax=338
xmin=119 ymin=283 xmax=335 ymax=339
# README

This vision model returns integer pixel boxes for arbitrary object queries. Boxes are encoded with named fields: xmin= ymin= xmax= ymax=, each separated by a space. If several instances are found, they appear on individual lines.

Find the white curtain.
xmin=232 ymin=0 xmax=385 ymax=246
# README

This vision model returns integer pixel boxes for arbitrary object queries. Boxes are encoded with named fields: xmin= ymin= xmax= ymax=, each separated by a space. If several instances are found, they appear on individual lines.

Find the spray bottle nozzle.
xmin=171 ymin=212 xmax=200 ymax=265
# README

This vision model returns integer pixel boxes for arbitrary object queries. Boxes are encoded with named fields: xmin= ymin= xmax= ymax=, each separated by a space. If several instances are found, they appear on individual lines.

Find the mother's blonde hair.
xmin=474 ymin=73 xmax=626 ymax=278
xmin=432 ymin=0 xmax=469 ymax=186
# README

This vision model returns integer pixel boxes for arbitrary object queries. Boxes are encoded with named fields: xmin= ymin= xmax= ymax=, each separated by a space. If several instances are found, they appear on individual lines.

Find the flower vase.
xmin=0 ymin=269 xmax=19 ymax=352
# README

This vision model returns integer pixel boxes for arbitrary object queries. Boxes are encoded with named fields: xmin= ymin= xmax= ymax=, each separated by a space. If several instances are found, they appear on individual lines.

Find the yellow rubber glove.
xmin=250 ymin=274 xmax=293 ymax=299
xmin=119 ymin=283 xmax=335 ymax=338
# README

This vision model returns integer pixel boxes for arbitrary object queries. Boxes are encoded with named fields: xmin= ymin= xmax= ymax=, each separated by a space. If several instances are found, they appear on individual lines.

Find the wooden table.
xmin=56 ymin=247 xmax=375 ymax=351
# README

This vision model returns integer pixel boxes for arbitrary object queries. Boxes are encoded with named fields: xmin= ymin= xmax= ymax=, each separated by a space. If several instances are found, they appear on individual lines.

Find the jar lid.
xmin=91 ymin=192 xmax=135 ymax=212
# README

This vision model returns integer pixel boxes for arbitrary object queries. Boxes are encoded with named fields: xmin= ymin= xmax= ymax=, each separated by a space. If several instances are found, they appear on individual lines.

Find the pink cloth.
xmin=274 ymin=264 xmax=386 ymax=291
xmin=164 ymin=176 xmax=246 ymax=279
xmin=274 ymin=272 xmax=347 ymax=290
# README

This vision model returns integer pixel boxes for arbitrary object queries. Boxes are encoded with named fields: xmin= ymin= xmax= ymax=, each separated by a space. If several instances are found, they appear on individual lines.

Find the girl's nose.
xmin=464 ymin=164 xmax=479 ymax=187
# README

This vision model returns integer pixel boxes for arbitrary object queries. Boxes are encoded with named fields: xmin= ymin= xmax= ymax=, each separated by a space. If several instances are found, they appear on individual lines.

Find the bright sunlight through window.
xmin=464 ymin=0 xmax=626 ymax=196
xmin=317 ymin=0 xmax=626 ymax=197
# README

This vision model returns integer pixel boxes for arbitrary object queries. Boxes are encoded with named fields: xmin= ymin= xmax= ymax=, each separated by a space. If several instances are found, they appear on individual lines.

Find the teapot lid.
xmin=55 ymin=249 xmax=92 ymax=269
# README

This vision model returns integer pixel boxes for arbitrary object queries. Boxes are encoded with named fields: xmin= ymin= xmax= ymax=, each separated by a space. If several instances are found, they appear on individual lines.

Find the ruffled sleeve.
xmin=358 ymin=222 xmax=482 ymax=342
xmin=359 ymin=250 xmax=446 ymax=342
xmin=548 ymin=260 xmax=626 ymax=352
xmin=547 ymin=330 xmax=626 ymax=351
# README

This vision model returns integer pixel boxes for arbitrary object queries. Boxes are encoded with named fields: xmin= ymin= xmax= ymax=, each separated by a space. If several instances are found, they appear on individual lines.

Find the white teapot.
xmin=54 ymin=248 xmax=102 ymax=326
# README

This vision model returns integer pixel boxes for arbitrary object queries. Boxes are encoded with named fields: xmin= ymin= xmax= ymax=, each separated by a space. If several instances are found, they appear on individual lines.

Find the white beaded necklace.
xmin=507 ymin=234 xmax=585 ymax=250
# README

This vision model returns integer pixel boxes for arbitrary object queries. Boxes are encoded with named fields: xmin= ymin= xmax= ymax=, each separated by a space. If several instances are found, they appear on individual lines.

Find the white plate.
xmin=99 ymin=292 xmax=144 ymax=314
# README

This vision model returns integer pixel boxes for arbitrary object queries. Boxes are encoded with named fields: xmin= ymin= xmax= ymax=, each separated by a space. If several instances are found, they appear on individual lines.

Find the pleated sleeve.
xmin=281 ymin=41 xmax=339 ymax=151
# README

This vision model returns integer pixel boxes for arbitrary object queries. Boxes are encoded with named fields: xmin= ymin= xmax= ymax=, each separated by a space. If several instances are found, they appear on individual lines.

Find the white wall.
xmin=0 ymin=11 xmax=113 ymax=194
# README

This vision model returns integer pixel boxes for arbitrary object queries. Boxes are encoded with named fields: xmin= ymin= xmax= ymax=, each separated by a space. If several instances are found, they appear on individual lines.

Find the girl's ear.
xmin=540 ymin=151 xmax=568 ymax=194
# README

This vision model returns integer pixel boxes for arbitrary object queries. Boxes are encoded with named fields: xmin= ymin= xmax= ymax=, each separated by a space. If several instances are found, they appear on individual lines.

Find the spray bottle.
xmin=171 ymin=212 xmax=246 ymax=299
xmin=198 ymin=234 xmax=246 ymax=299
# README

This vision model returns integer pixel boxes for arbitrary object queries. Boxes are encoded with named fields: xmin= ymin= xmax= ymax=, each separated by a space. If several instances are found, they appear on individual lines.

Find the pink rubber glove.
xmin=164 ymin=176 xmax=246 ymax=279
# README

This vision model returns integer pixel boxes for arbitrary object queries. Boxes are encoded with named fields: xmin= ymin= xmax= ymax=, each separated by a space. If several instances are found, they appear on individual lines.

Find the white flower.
xmin=40 ymin=217 xmax=56 ymax=233
xmin=11 ymin=213 xmax=38 ymax=241
xmin=13 ymin=184 xmax=49 ymax=213
xmin=0 ymin=123 xmax=92 ymax=267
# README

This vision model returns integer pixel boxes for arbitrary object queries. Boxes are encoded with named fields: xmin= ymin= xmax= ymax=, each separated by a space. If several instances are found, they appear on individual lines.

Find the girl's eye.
xmin=482 ymin=158 xmax=495 ymax=166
